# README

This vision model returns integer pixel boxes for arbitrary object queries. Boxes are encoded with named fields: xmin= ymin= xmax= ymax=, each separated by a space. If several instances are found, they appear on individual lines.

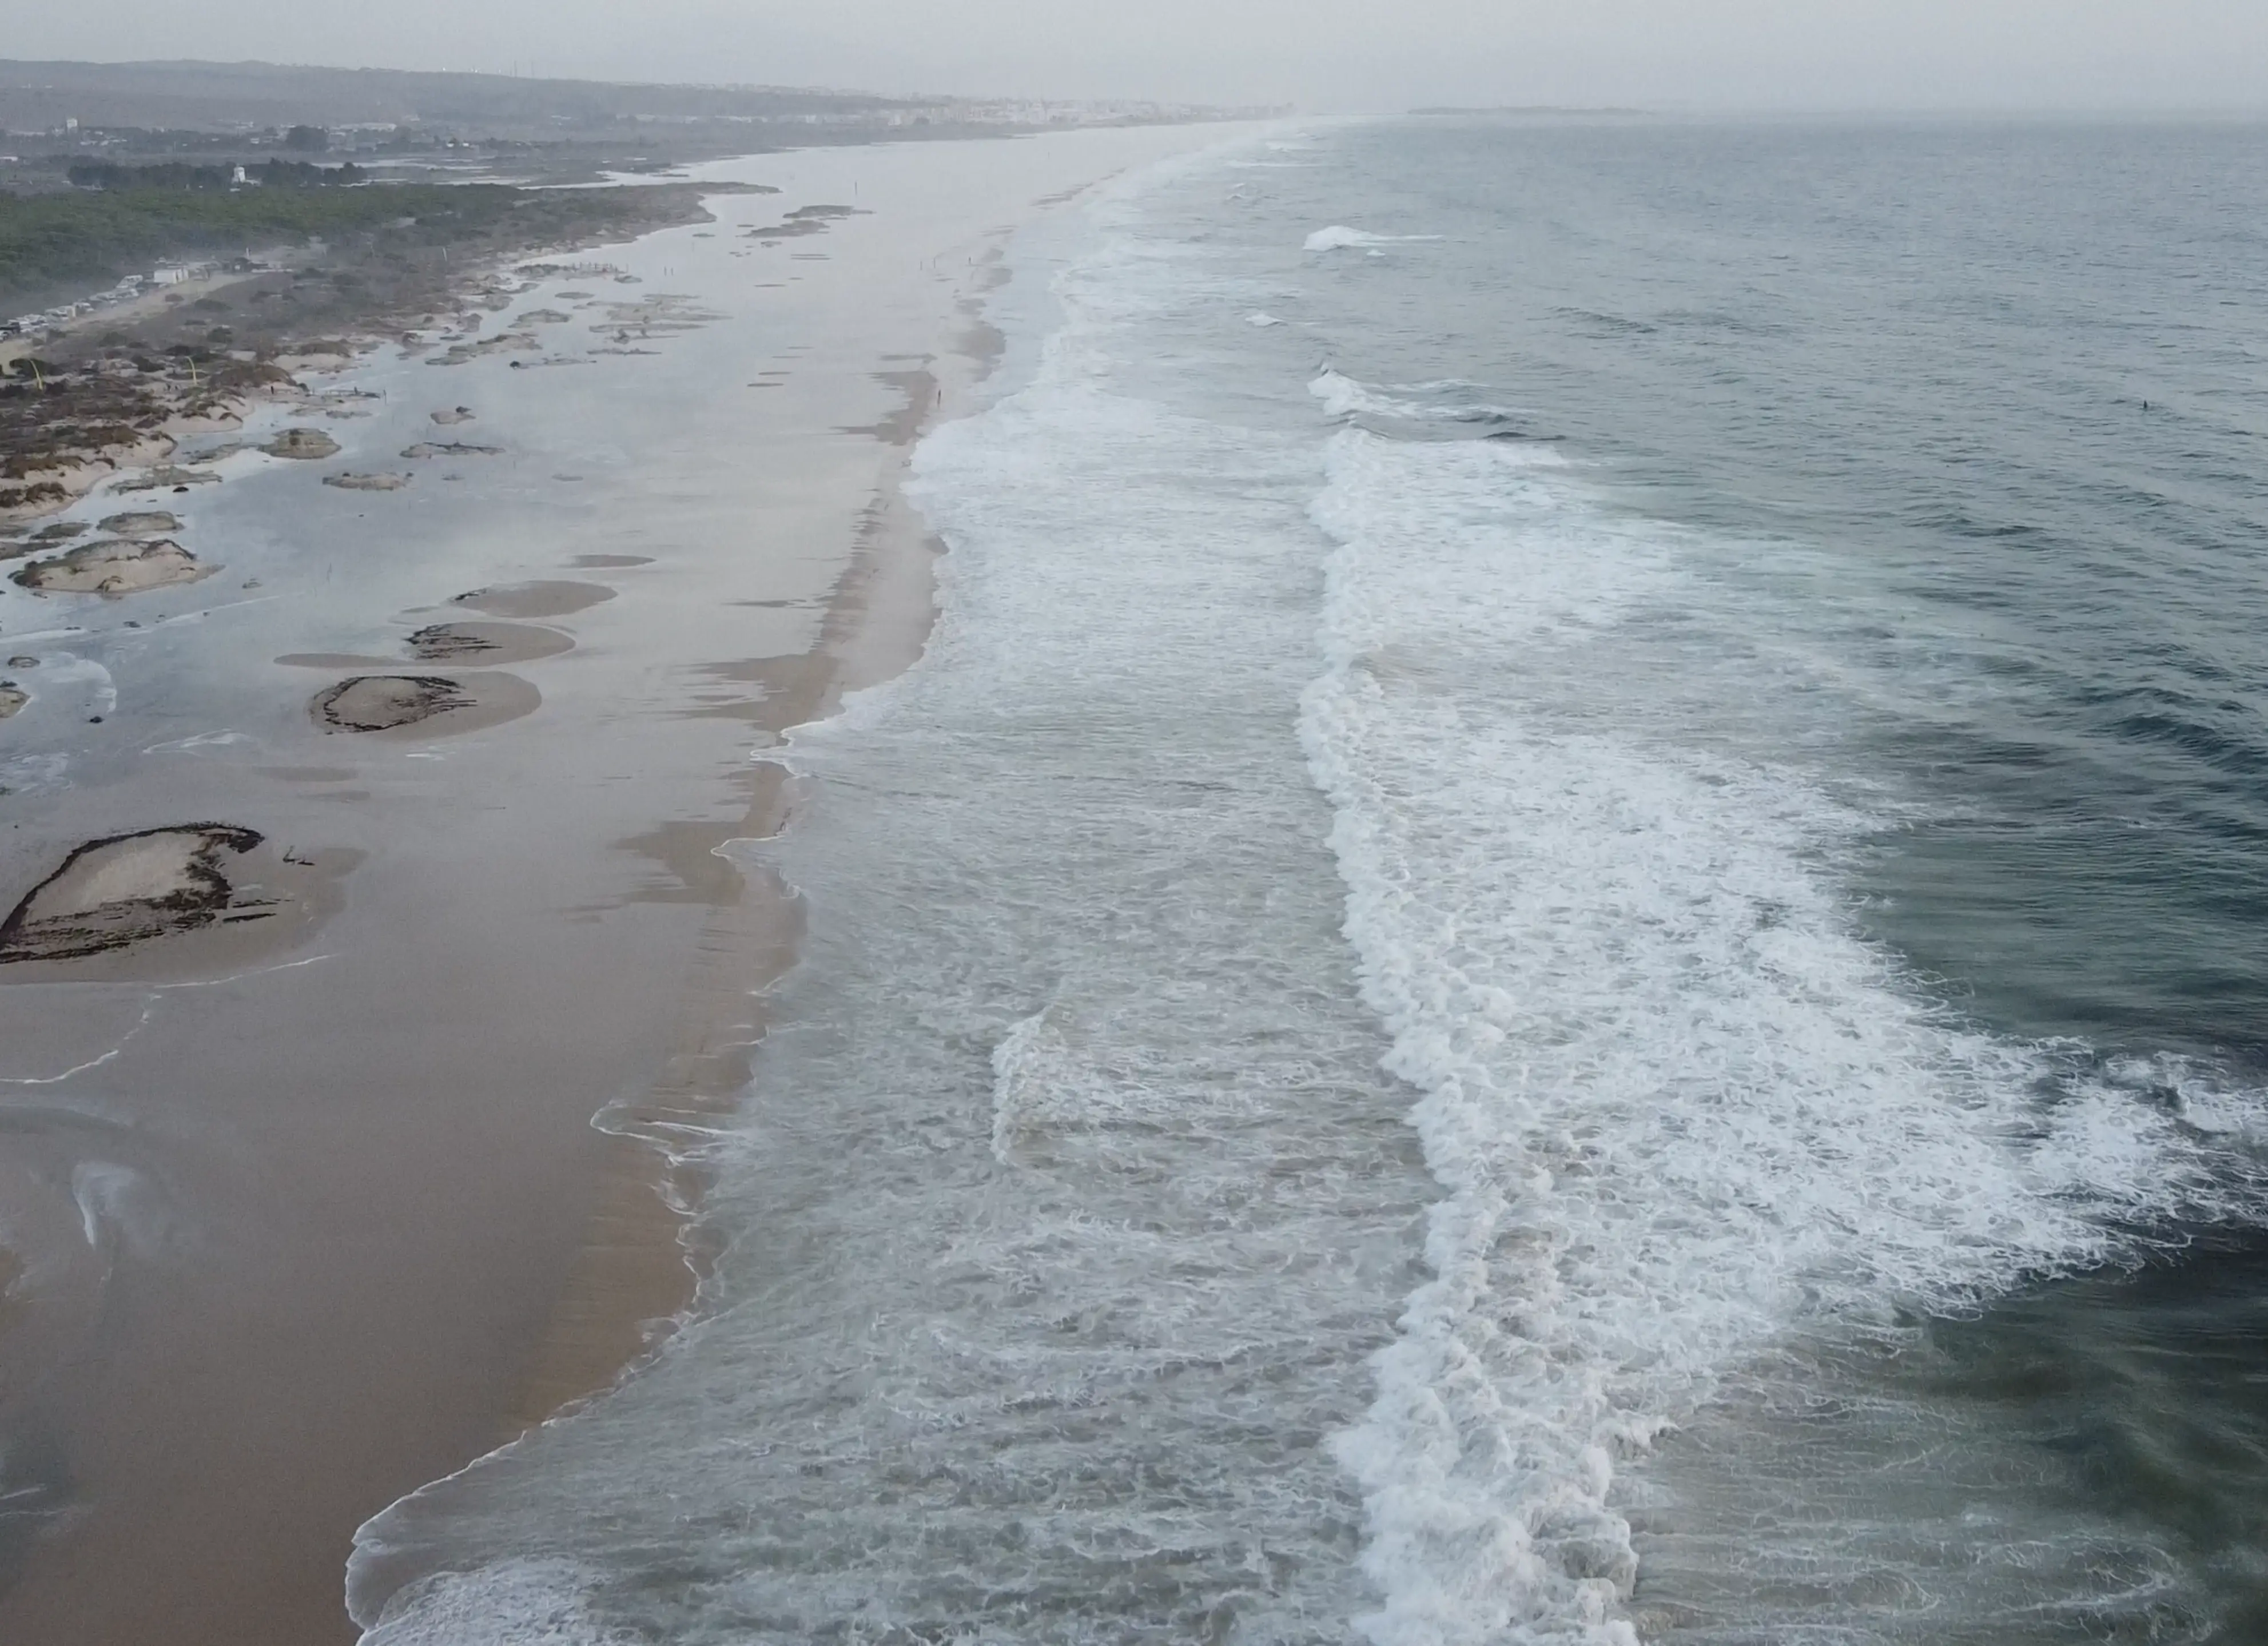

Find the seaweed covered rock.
xmin=264 ymin=427 xmax=340 ymax=459
xmin=11 ymin=537 xmax=211 ymax=595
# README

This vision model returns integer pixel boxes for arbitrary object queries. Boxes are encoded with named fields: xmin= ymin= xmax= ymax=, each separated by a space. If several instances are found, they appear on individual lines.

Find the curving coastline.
xmin=0 ymin=126 xmax=1248 ymax=1646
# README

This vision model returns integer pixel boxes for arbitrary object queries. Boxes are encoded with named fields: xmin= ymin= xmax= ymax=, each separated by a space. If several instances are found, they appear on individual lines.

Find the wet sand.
xmin=0 ymin=125 xmax=1243 ymax=1646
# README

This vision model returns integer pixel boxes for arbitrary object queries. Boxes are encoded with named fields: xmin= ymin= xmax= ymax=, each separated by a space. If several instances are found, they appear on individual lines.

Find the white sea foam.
xmin=17 ymin=653 xmax=118 ymax=717
xmin=1310 ymin=368 xmax=1403 ymax=419
xmin=1305 ymin=225 xmax=1443 ymax=252
xmin=144 ymin=729 xmax=254 ymax=754
xmin=69 ymin=1160 xmax=183 ymax=1259
xmin=1296 ymin=420 xmax=2266 ymax=1644
xmin=360 ymin=1560 xmax=643 ymax=1646
xmin=1310 ymin=368 xmax=1534 ymax=429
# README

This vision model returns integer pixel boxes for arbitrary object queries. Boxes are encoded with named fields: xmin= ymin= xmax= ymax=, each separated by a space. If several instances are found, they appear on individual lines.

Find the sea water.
xmin=351 ymin=118 xmax=2268 ymax=1644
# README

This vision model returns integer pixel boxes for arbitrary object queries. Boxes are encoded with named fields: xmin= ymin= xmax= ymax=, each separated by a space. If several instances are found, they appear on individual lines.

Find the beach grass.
xmin=0 ymin=182 xmax=721 ymax=310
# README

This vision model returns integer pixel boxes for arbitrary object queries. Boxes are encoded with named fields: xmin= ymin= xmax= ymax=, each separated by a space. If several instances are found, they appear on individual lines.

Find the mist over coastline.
xmin=6 ymin=0 xmax=2268 ymax=112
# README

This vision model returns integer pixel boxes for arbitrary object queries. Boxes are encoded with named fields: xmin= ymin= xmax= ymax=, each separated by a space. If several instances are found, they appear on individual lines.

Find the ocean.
xmin=350 ymin=117 xmax=2268 ymax=1644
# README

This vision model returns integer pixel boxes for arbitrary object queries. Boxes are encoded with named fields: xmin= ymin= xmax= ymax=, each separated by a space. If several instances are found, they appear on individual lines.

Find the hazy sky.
xmin=14 ymin=0 xmax=2268 ymax=112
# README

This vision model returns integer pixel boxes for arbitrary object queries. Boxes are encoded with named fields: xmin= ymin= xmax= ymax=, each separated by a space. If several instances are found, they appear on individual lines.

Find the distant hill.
xmin=1408 ymin=105 xmax=1648 ymax=117
xmin=0 ymin=59 xmax=913 ymax=136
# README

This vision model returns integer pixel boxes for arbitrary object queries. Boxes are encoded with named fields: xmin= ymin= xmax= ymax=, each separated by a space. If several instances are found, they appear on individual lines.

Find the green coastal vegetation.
xmin=63 ymin=158 xmax=369 ymax=190
xmin=0 ymin=179 xmax=710 ymax=311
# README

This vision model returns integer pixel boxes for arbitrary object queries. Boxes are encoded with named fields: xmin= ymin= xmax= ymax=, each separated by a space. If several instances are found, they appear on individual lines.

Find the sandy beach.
xmin=0 ymin=124 xmax=1244 ymax=1645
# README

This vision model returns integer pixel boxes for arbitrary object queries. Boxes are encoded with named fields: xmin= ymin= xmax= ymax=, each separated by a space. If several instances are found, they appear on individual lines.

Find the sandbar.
xmin=312 ymin=672 xmax=540 ymax=736
xmin=405 ymin=622 xmax=575 ymax=664
xmin=0 ymin=824 xmax=349 ymax=983
xmin=449 ymin=579 xmax=616 ymax=618
xmin=0 ymin=824 xmax=264 ymax=963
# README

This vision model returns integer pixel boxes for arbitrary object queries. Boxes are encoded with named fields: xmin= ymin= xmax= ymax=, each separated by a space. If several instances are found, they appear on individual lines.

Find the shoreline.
xmin=496 ymin=231 xmax=1010 ymax=1434
xmin=498 ymin=371 xmax=967 ymax=1436
xmin=0 ymin=126 xmax=1251 ymax=1646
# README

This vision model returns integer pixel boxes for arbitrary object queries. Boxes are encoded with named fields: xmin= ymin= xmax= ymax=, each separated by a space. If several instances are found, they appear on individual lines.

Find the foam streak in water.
xmin=1305 ymin=227 xmax=1444 ymax=252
